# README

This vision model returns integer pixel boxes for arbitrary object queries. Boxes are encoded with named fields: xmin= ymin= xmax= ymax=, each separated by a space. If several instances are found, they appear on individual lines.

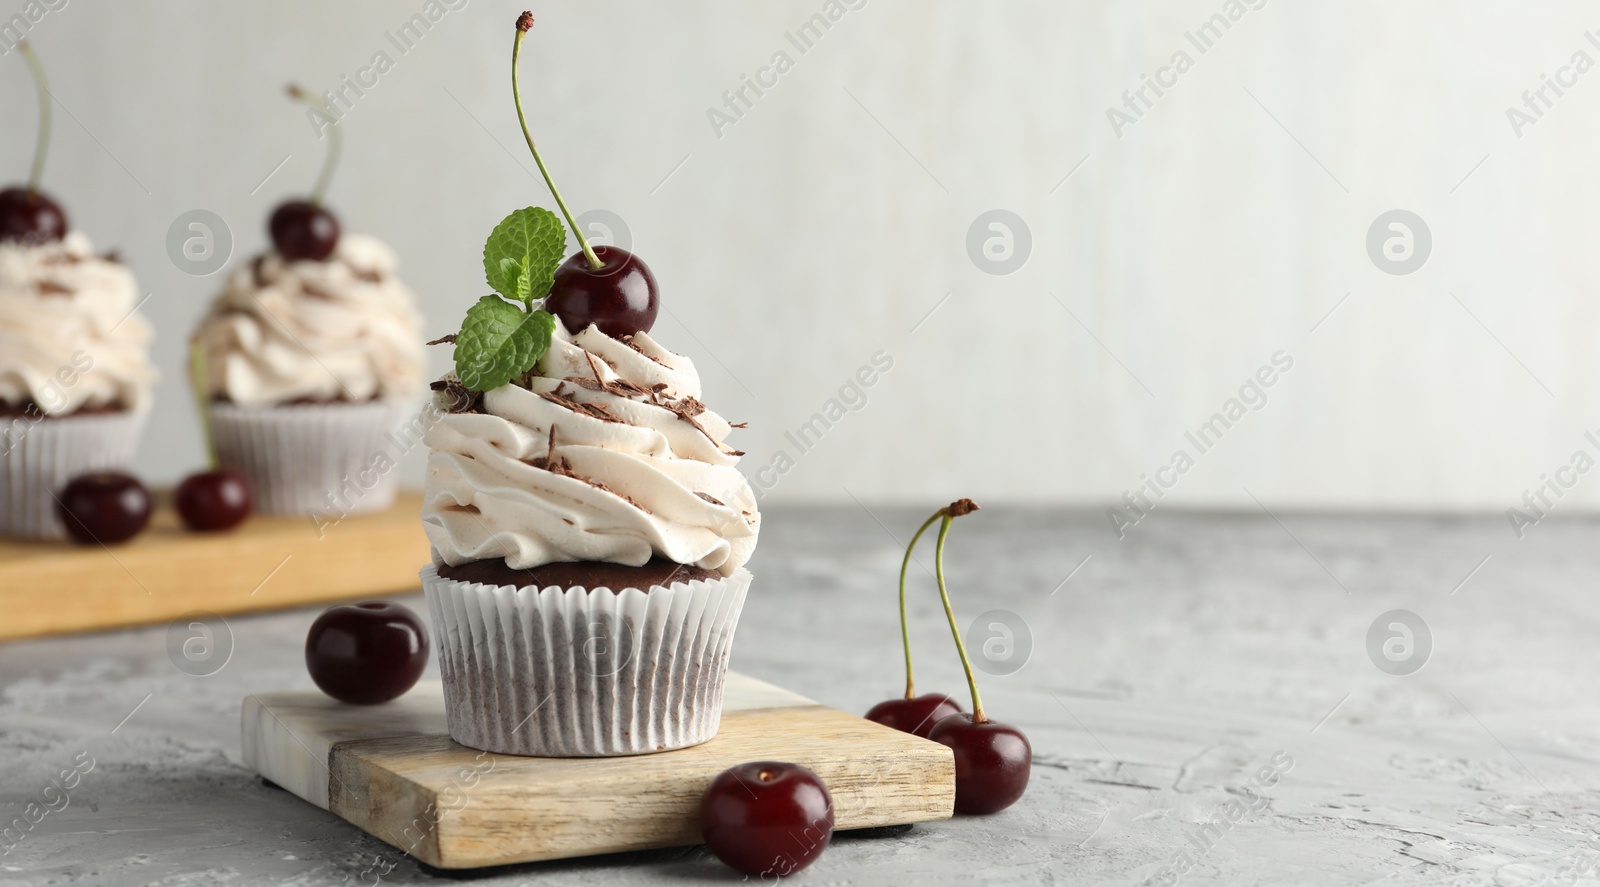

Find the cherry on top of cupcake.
xmin=435 ymin=11 xmax=660 ymax=395
xmin=0 ymin=41 xmax=68 ymax=245
xmin=269 ymin=85 xmax=343 ymax=262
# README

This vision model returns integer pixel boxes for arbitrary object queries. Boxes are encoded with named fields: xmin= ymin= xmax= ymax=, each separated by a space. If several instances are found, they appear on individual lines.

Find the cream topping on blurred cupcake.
xmin=422 ymin=320 xmax=760 ymax=576
xmin=192 ymin=233 xmax=425 ymax=408
xmin=0 ymin=231 xmax=155 ymax=414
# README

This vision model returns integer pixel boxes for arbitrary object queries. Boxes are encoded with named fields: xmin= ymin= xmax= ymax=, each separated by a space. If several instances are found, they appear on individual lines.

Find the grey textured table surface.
xmin=1 ymin=506 xmax=1597 ymax=886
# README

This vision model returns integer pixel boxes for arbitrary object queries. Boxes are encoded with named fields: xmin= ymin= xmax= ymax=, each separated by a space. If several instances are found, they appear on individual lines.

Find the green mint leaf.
xmin=453 ymin=298 xmax=556 ymax=391
xmin=483 ymin=207 xmax=566 ymax=303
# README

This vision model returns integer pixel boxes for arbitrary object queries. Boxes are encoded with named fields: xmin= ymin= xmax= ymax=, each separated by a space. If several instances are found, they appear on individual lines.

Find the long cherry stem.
xmin=17 ymin=41 xmax=51 ymax=194
xmin=934 ymin=512 xmax=986 ymax=724
xmin=898 ymin=512 xmax=941 ymax=699
xmin=512 ymin=13 xmax=602 ymax=271
xmin=287 ymin=85 xmax=342 ymax=206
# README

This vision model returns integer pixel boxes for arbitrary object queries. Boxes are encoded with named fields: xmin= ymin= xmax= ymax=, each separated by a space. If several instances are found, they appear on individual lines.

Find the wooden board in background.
xmin=0 ymin=492 xmax=429 ymax=641
xmin=242 ymin=673 xmax=956 ymax=869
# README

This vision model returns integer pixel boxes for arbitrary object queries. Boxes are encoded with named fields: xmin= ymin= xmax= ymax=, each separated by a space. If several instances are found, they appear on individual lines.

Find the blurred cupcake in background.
xmin=0 ymin=42 xmax=156 ymax=539
xmin=189 ymin=85 xmax=424 ymax=517
xmin=191 ymin=232 xmax=425 ymax=516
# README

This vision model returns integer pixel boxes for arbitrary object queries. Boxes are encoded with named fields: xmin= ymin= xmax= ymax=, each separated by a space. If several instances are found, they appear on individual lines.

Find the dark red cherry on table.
xmin=174 ymin=469 xmax=251 ymax=532
xmin=928 ymin=713 xmax=1031 ymax=815
xmin=305 ymin=602 xmax=429 ymax=705
xmin=866 ymin=693 xmax=964 ymax=739
xmin=55 ymin=472 xmax=151 ymax=545
xmin=269 ymin=199 xmax=339 ymax=261
xmin=545 ymin=245 xmax=659 ymax=339
xmin=0 ymin=186 xmax=67 ymax=244
xmin=701 ymin=761 xmax=834 ymax=877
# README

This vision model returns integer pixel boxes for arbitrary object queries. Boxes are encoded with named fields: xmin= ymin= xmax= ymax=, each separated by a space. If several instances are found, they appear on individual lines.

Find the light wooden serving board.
xmin=0 ymin=492 xmax=429 ymax=640
xmin=242 ymin=673 xmax=955 ymax=869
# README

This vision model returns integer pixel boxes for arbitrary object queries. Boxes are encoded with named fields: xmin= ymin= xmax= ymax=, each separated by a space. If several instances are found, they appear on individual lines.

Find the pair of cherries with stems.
xmin=866 ymin=500 xmax=1032 ymax=815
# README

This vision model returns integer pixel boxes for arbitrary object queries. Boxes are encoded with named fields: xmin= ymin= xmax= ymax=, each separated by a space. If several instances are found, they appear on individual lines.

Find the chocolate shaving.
xmin=524 ymin=434 xmax=654 ymax=516
xmin=101 ymin=250 xmax=122 ymax=264
xmin=618 ymin=334 xmax=675 ymax=367
xmin=426 ymin=334 xmax=458 ymax=346
xmin=36 ymin=281 xmax=71 ymax=296
xmin=430 ymin=378 xmax=482 ymax=414
xmin=729 ymin=421 xmax=748 ymax=429
xmin=353 ymin=268 xmax=383 ymax=284
xmin=525 ymin=426 xmax=575 ymax=476
xmin=565 ymin=375 xmax=652 ymax=400
xmin=538 ymin=390 xmax=625 ymax=424
xmin=696 ymin=492 xmax=725 ymax=507
xmin=41 ymin=252 xmax=83 ymax=266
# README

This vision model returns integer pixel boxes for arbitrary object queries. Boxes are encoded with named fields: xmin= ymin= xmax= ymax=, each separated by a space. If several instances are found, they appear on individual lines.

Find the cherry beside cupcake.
xmin=417 ymin=12 xmax=759 ymax=758
xmin=0 ymin=42 xmax=156 ymax=540
xmin=189 ymin=85 xmax=424 ymax=516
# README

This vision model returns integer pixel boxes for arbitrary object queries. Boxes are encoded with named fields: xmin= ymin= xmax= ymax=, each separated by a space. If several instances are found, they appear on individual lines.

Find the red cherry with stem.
xmin=2 ymin=43 xmax=66 ymax=244
xmin=56 ymin=472 xmax=152 ymax=545
xmin=923 ymin=499 xmax=1031 ymax=814
xmin=700 ymin=761 xmax=834 ymax=877
xmin=305 ymin=601 xmax=429 ymax=705
xmin=865 ymin=509 xmax=964 ymax=737
xmin=270 ymin=85 xmax=344 ymax=261
xmin=0 ymin=187 xmax=66 ymax=244
xmin=269 ymin=200 xmax=339 ymax=261
xmin=175 ymin=468 xmax=251 ymax=532
xmin=866 ymin=694 xmax=963 ymax=739
xmin=509 ymin=16 xmax=659 ymax=339
xmin=928 ymin=713 xmax=1031 ymax=815
xmin=546 ymin=246 xmax=659 ymax=338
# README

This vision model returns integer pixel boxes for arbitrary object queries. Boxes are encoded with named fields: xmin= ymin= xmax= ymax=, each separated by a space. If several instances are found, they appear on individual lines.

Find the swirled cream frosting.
xmin=0 ymin=232 xmax=155 ymax=414
xmin=192 ymin=234 xmax=425 ymax=407
xmin=422 ymin=321 xmax=759 ymax=577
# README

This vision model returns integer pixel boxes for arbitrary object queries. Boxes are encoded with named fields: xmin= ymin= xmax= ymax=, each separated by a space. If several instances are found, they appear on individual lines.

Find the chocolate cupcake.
xmin=421 ymin=320 xmax=759 ymax=757
xmin=190 ymin=234 xmax=424 ymax=516
xmin=0 ymin=232 xmax=155 ymax=539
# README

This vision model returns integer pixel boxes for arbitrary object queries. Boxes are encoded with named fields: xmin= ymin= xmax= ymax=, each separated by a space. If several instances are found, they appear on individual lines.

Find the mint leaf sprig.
xmin=450 ymin=205 xmax=566 ymax=392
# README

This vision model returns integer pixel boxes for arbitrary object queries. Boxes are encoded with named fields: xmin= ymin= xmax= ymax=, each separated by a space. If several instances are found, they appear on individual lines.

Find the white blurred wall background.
xmin=0 ymin=0 xmax=1595 ymax=515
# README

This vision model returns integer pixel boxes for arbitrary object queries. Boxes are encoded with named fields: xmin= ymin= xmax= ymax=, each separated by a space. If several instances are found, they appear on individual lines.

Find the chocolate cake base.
xmin=436 ymin=557 xmax=719 ymax=591
xmin=0 ymin=400 xmax=126 ymax=418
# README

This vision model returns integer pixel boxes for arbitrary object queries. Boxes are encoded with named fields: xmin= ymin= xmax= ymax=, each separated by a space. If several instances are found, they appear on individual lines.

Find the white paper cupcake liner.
xmin=207 ymin=401 xmax=417 ymax=517
xmin=0 ymin=410 xmax=147 ymax=540
xmin=421 ymin=564 xmax=751 ymax=758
